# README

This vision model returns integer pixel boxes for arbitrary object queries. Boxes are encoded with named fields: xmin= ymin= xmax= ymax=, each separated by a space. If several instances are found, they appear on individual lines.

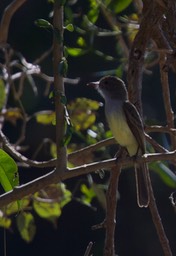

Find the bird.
xmin=88 ymin=75 xmax=150 ymax=207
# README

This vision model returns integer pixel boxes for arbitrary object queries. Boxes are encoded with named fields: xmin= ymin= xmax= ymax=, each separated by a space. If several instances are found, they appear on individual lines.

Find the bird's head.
xmin=87 ymin=76 xmax=128 ymax=101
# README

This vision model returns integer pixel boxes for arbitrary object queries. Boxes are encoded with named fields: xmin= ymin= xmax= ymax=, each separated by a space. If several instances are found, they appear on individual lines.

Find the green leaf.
xmin=33 ymin=193 xmax=61 ymax=219
xmin=17 ymin=212 xmax=36 ymax=242
xmin=150 ymin=162 xmax=176 ymax=188
xmin=67 ymin=47 xmax=88 ymax=57
xmin=109 ymin=0 xmax=132 ymax=13
xmin=35 ymin=111 xmax=55 ymax=125
xmin=0 ymin=212 xmax=11 ymax=228
xmin=6 ymin=199 xmax=30 ymax=216
xmin=81 ymin=184 xmax=96 ymax=205
xmin=35 ymin=19 xmax=53 ymax=29
xmin=65 ymin=23 xmax=74 ymax=32
xmin=77 ymin=37 xmax=86 ymax=47
xmin=0 ymin=79 xmax=6 ymax=110
xmin=0 ymin=149 xmax=19 ymax=192
xmin=87 ymin=0 xmax=100 ymax=23
xmin=68 ymin=98 xmax=101 ymax=131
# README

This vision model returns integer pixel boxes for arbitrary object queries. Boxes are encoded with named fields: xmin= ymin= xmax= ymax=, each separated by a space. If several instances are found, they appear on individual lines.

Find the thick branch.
xmin=0 ymin=152 xmax=176 ymax=208
xmin=0 ymin=0 xmax=27 ymax=44
xmin=53 ymin=2 xmax=67 ymax=175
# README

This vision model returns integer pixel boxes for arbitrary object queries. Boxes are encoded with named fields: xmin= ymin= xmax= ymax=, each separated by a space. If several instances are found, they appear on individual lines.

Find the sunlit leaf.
xmin=108 ymin=0 xmax=132 ymax=13
xmin=67 ymin=47 xmax=88 ymax=57
xmin=6 ymin=198 xmax=30 ymax=216
xmin=0 ymin=213 xmax=11 ymax=229
xmin=17 ymin=212 xmax=36 ymax=242
xmin=87 ymin=0 xmax=100 ymax=23
xmin=4 ymin=108 xmax=23 ymax=125
xmin=68 ymin=98 xmax=101 ymax=131
xmin=77 ymin=37 xmax=86 ymax=47
xmin=0 ymin=79 xmax=6 ymax=110
xmin=150 ymin=162 xmax=176 ymax=188
xmin=0 ymin=149 xmax=19 ymax=192
xmin=59 ymin=183 xmax=72 ymax=208
xmin=81 ymin=184 xmax=96 ymax=205
xmin=33 ymin=198 xmax=61 ymax=219
xmin=65 ymin=23 xmax=74 ymax=32
xmin=35 ymin=111 xmax=55 ymax=125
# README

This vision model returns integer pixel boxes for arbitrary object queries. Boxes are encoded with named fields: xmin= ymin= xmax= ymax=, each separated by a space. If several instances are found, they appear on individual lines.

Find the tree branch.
xmin=0 ymin=0 xmax=27 ymax=44
xmin=104 ymin=165 xmax=121 ymax=256
xmin=0 ymin=151 xmax=176 ymax=208
xmin=53 ymin=1 xmax=67 ymax=175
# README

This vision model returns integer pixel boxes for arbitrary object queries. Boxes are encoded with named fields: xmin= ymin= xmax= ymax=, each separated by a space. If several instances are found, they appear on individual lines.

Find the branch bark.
xmin=0 ymin=0 xmax=27 ymax=44
xmin=53 ymin=1 xmax=67 ymax=175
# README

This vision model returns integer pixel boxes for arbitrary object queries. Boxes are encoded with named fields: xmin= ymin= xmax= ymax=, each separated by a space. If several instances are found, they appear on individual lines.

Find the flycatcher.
xmin=88 ymin=76 xmax=150 ymax=207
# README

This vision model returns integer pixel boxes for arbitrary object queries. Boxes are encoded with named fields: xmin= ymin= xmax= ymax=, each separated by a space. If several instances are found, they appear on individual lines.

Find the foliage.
xmin=0 ymin=0 xmax=176 ymax=251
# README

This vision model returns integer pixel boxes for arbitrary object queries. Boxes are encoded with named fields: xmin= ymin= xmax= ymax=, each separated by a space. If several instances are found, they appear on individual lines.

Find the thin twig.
xmin=148 ymin=178 xmax=173 ymax=256
xmin=83 ymin=242 xmax=93 ymax=256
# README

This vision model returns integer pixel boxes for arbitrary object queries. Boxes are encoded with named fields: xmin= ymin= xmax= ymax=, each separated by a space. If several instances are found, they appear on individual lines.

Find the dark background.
xmin=0 ymin=1 xmax=176 ymax=255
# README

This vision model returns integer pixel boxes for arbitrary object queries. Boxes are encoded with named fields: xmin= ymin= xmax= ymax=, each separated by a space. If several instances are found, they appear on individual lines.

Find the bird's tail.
xmin=135 ymin=162 xmax=150 ymax=207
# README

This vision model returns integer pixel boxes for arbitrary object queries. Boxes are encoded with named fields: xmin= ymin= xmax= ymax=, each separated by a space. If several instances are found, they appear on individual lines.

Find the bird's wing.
xmin=123 ymin=101 xmax=145 ymax=154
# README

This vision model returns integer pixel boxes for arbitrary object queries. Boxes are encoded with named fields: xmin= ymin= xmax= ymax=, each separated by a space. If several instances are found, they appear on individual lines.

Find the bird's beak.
xmin=87 ymin=81 xmax=99 ymax=89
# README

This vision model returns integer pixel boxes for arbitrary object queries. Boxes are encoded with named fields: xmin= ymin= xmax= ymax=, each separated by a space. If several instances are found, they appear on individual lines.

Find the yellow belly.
xmin=107 ymin=111 xmax=138 ymax=156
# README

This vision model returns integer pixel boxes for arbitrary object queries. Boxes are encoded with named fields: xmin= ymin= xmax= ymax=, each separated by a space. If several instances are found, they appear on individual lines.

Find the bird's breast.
xmin=105 ymin=104 xmax=138 ymax=156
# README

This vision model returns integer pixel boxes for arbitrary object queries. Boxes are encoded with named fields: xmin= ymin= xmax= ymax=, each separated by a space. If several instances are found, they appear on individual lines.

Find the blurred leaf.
xmin=35 ymin=19 xmax=53 ymax=29
xmin=0 ymin=149 xmax=19 ymax=193
xmin=92 ymin=183 xmax=106 ymax=209
xmin=33 ymin=183 xmax=71 ymax=219
xmin=59 ymin=183 xmax=72 ymax=208
xmin=5 ymin=199 xmax=30 ymax=216
xmin=95 ymin=50 xmax=115 ymax=61
xmin=68 ymin=98 xmax=101 ymax=131
xmin=33 ymin=199 xmax=61 ymax=219
xmin=0 ymin=213 xmax=11 ymax=228
xmin=81 ymin=184 xmax=96 ymax=205
xmin=108 ymin=0 xmax=132 ymax=13
xmin=3 ymin=108 xmax=23 ymax=125
xmin=17 ymin=212 xmax=36 ymax=242
xmin=65 ymin=23 xmax=74 ymax=32
xmin=0 ymin=79 xmax=6 ymax=110
xmin=35 ymin=111 xmax=55 ymax=125
xmin=150 ymin=162 xmax=176 ymax=188
xmin=67 ymin=47 xmax=88 ymax=57
xmin=115 ymin=64 xmax=123 ymax=78
xmin=50 ymin=142 xmax=57 ymax=158
xmin=77 ymin=37 xmax=86 ymax=47
xmin=87 ymin=0 xmax=100 ymax=23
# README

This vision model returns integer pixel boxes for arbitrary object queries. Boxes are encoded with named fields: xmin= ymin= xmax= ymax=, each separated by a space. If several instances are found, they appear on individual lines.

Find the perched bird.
xmin=88 ymin=76 xmax=150 ymax=207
